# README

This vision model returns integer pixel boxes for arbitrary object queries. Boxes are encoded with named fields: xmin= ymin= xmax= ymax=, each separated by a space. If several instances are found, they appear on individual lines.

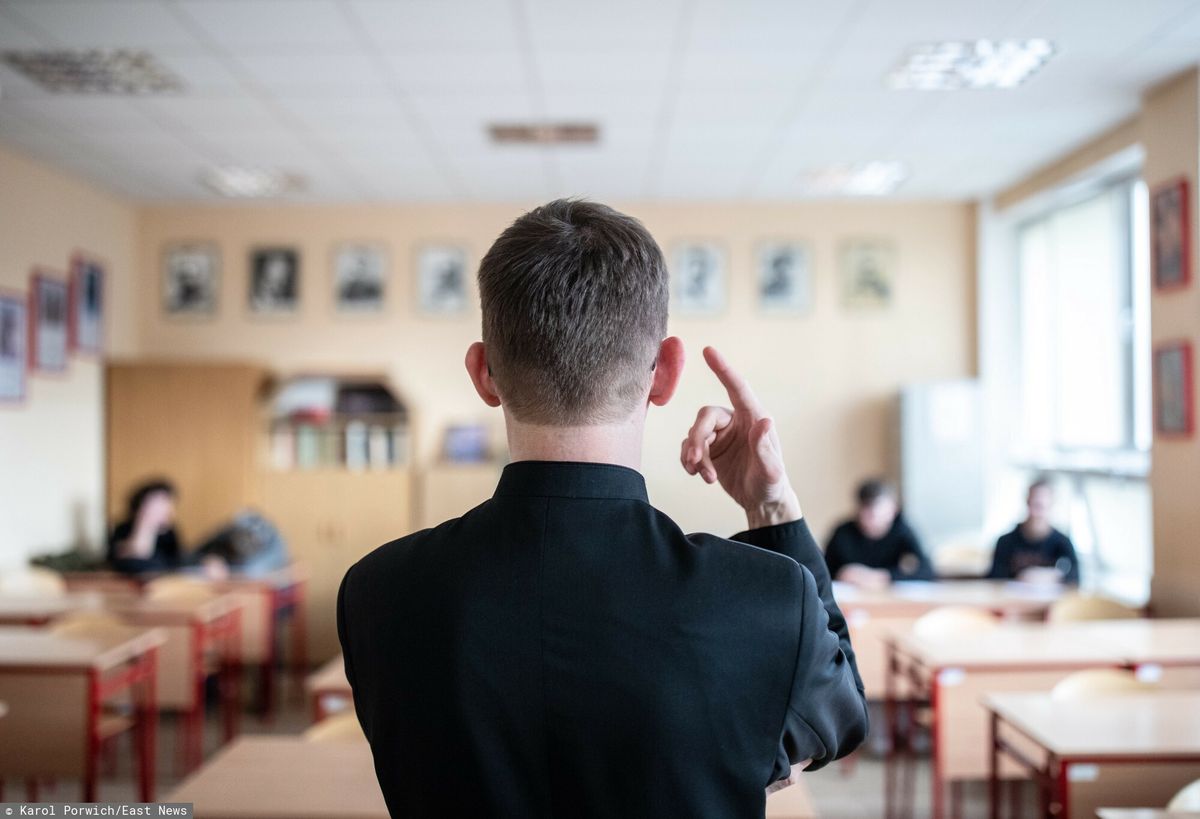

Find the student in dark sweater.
xmin=824 ymin=479 xmax=935 ymax=586
xmin=987 ymin=478 xmax=1079 ymax=583
xmin=107 ymin=479 xmax=183 ymax=575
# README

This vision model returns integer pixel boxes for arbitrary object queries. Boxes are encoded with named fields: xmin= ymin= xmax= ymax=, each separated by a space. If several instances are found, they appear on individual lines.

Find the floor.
xmin=22 ymin=681 xmax=1010 ymax=818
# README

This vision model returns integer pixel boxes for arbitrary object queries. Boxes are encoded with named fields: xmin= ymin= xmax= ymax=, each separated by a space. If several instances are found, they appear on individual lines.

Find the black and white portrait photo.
xmin=1152 ymin=178 xmax=1189 ymax=290
xmin=0 ymin=294 xmax=26 ymax=402
xmin=841 ymin=239 xmax=895 ymax=309
xmin=757 ymin=243 xmax=813 ymax=314
xmin=334 ymin=243 xmax=388 ymax=313
xmin=417 ymin=245 xmax=468 ymax=314
xmin=163 ymin=243 xmax=220 ymax=316
xmin=250 ymin=247 xmax=300 ymax=314
xmin=31 ymin=273 xmax=68 ymax=373
xmin=70 ymin=255 xmax=104 ymax=353
xmin=672 ymin=243 xmax=726 ymax=316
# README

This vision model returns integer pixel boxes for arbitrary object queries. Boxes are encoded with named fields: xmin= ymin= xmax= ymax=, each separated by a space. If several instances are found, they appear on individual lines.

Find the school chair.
xmin=1168 ymin=777 xmax=1200 ymax=810
xmin=0 ymin=567 xmax=67 ymax=596
xmin=1047 ymin=594 xmax=1140 ymax=623
xmin=145 ymin=576 xmax=216 ymax=603
xmin=912 ymin=604 xmax=1001 ymax=639
xmin=1050 ymin=668 xmax=1154 ymax=700
xmin=303 ymin=711 xmax=363 ymax=742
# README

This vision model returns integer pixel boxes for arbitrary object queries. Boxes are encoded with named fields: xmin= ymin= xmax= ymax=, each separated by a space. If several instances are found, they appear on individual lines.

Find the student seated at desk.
xmin=825 ymin=478 xmax=935 ymax=587
xmin=108 ymin=479 xmax=227 ymax=578
xmin=987 ymin=478 xmax=1079 ymax=584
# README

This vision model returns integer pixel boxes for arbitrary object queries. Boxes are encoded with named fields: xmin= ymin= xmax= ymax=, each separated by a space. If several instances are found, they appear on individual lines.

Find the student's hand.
xmin=836 ymin=564 xmax=891 ymax=590
xmin=201 ymin=555 xmax=230 ymax=581
xmin=680 ymin=346 xmax=802 ymax=529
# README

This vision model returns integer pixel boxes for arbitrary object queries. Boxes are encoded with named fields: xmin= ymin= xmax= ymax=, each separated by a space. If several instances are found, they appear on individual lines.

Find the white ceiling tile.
xmin=3 ymin=0 xmax=203 ymax=48
xmin=381 ymin=48 xmax=526 ymax=92
xmin=176 ymin=0 xmax=359 ymax=49
xmin=689 ymin=0 xmax=860 ymax=48
xmin=140 ymin=95 xmax=282 ymax=132
xmin=236 ymin=52 xmax=387 ymax=93
xmin=348 ymin=0 xmax=519 ymax=48
xmin=0 ymin=7 xmax=50 ymax=49
xmin=153 ymin=52 xmax=245 ymax=95
xmin=0 ymin=95 xmax=159 ymax=132
xmin=534 ymin=48 xmax=673 ymax=92
xmin=523 ymin=0 xmax=685 ymax=46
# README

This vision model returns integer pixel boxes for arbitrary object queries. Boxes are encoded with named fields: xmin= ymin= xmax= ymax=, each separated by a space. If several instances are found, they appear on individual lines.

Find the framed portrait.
xmin=163 ymin=242 xmax=220 ymax=316
xmin=416 ymin=245 xmax=468 ymax=315
xmin=334 ymin=243 xmax=388 ymax=313
xmin=0 ymin=292 xmax=27 ymax=403
xmin=840 ymin=239 xmax=895 ymax=309
xmin=69 ymin=253 xmax=104 ymax=354
xmin=1152 ymin=177 xmax=1190 ymax=290
xmin=1154 ymin=340 xmax=1194 ymax=437
xmin=249 ymin=247 xmax=300 ymax=315
xmin=672 ymin=242 xmax=727 ymax=316
xmin=757 ymin=242 xmax=813 ymax=314
xmin=29 ymin=271 xmax=69 ymax=373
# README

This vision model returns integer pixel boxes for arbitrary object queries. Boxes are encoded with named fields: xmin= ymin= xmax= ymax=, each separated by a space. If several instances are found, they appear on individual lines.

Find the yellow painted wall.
xmin=1142 ymin=70 xmax=1200 ymax=617
xmin=0 ymin=143 xmax=138 ymax=566
xmin=136 ymin=200 xmax=976 ymax=539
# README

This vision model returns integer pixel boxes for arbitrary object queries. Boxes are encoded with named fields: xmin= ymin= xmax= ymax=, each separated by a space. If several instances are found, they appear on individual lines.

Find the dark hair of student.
xmin=855 ymin=478 xmax=895 ymax=507
xmin=1028 ymin=475 xmax=1053 ymax=494
xmin=477 ymin=199 xmax=669 ymax=426
xmin=126 ymin=478 xmax=177 ymax=520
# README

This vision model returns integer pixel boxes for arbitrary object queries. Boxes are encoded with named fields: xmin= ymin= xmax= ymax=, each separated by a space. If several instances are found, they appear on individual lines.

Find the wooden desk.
xmin=765 ymin=779 xmax=817 ymax=818
xmin=168 ymin=736 xmax=387 ymax=818
xmin=987 ymin=692 xmax=1200 ymax=819
xmin=0 ymin=591 xmax=105 ymax=625
xmin=305 ymin=653 xmax=351 ymax=722
xmin=1098 ymin=811 xmax=1200 ymax=818
xmin=834 ymin=580 xmax=1062 ymax=697
xmin=884 ymin=620 xmax=1169 ymax=819
xmin=0 ymin=624 xmax=164 ymax=800
xmin=107 ymin=593 xmax=243 ymax=770
xmin=209 ymin=564 xmax=309 ymax=718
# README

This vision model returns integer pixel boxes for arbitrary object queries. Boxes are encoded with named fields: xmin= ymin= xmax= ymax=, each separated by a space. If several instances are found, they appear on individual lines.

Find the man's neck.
xmin=504 ymin=410 xmax=645 ymax=471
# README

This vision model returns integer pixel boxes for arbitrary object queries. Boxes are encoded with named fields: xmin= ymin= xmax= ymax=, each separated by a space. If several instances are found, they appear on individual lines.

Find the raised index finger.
xmin=703 ymin=346 xmax=762 ymax=413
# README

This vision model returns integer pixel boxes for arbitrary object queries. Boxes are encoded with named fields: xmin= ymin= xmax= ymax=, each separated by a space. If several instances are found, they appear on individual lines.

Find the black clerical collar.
xmin=493 ymin=460 xmax=649 ymax=503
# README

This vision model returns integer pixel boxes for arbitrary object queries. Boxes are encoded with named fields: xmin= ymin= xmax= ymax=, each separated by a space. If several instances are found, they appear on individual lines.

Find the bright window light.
xmin=798 ymin=161 xmax=909 ymax=196
xmin=888 ymin=39 xmax=1055 ymax=90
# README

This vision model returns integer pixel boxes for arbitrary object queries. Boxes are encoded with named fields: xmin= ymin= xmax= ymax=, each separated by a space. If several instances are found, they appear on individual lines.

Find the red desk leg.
xmin=137 ymin=647 xmax=158 ymax=803
xmin=221 ymin=609 xmax=242 ymax=744
xmin=261 ymin=589 xmax=278 ymax=721
xmin=989 ymin=710 xmax=1000 ymax=819
xmin=292 ymin=580 xmax=308 ymax=686
xmin=931 ymin=672 xmax=944 ymax=819
xmin=1054 ymin=758 xmax=1070 ymax=819
xmin=84 ymin=668 xmax=100 ymax=802
xmin=187 ymin=621 xmax=206 ymax=772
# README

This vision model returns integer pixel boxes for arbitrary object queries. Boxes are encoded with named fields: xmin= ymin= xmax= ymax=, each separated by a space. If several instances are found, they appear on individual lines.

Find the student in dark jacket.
xmin=824 ymin=479 xmax=935 ymax=587
xmin=987 ymin=478 xmax=1079 ymax=583
xmin=338 ymin=200 xmax=868 ymax=819
xmin=107 ymin=479 xmax=184 ymax=575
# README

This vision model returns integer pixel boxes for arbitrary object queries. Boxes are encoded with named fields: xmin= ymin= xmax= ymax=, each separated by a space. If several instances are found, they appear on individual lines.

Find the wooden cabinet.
xmin=106 ymin=361 xmax=263 ymax=543
xmin=259 ymin=470 xmax=412 ymax=661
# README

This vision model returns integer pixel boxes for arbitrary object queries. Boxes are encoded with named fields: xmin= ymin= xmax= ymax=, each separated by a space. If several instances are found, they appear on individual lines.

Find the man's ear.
xmin=648 ymin=336 xmax=685 ymax=407
xmin=465 ymin=342 xmax=502 ymax=407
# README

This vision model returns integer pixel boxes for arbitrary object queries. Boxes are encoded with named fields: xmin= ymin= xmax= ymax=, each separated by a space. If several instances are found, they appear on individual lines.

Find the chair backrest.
xmin=1047 ymin=594 xmax=1140 ymax=624
xmin=0 ymin=567 xmax=67 ymax=597
xmin=913 ymin=606 xmax=1000 ymax=640
xmin=145 ymin=576 xmax=214 ymax=602
xmin=304 ymin=712 xmax=364 ymax=743
xmin=1167 ymin=778 xmax=1200 ymax=811
xmin=51 ymin=611 xmax=128 ymax=639
xmin=1050 ymin=668 xmax=1154 ymax=700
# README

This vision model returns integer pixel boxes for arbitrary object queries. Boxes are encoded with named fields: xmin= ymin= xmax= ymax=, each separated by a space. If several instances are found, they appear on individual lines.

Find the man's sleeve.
xmin=336 ymin=567 xmax=366 ymax=738
xmin=1056 ymin=535 xmax=1081 ymax=584
xmin=986 ymin=536 xmax=1010 ymax=579
xmin=891 ymin=530 xmax=936 ymax=581
xmin=733 ymin=520 xmax=869 ymax=772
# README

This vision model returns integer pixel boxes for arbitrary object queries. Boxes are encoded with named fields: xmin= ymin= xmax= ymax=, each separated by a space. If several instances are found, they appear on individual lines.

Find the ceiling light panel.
xmin=798 ymin=161 xmax=910 ymax=196
xmin=1 ymin=49 xmax=184 ymax=94
xmin=888 ymin=39 xmax=1054 ymax=90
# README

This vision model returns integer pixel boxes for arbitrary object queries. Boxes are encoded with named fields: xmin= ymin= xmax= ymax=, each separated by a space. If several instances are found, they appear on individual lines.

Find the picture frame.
xmin=249 ymin=246 xmax=300 ymax=315
xmin=68 ymin=252 xmax=104 ymax=354
xmin=333 ymin=243 xmax=388 ymax=314
xmin=1151 ymin=177 xmax=1190 ymax=291
xmin=163 ymin=242 xmax=220 ymax=317
xmin=840 ymin=239 xmax=896 ymax=309
xmin=0 ymin=290 xmax=27 ymax=403
xmin=756 ymin=241 xmax=813 ymax=315
xmin=416 ymin=244 xmax=469 ymax=315
xmin=29 ymin=271 xmax=69 ymax=374
xmin=672 ymin=242 xmax=727 ymax=316
xmin=1153 ymin=340 xmax=1194 ymax=437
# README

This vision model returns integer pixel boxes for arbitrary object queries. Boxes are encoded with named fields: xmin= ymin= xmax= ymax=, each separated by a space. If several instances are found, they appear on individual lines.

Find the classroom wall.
xmin=1141 ymin=69 xmax=1200 ymax=617
xmin=136 ymin=200 xmax=977 ymax=539
xmin=0 ymin=143 xmax=139 ymax=568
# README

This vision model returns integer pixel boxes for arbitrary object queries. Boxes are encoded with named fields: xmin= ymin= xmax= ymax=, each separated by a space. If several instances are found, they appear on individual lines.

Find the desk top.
xmin=0 ymin=592 xmax=104 ymax=622
xmin=107 ymin=593 xmax=243 ymax=627
xmin=984 ymin=692 xmax=1200 ymax=758
xmin=834 ymin=580 xmax=1063 ymax=615
xmin=209 ymin=564 xmax=310 ymax=593
xmin=888 ymin=618 xmax=1200 ymax=670
xmin=168 ymin=736 xmax=387 ymax=819
xmin=0 ymin=625 xmax=166 ymax=672
xmin=305 ymin=654 xmax=349 ymax=694
xmin=1096 ymin=811 xmax=1200 ymax=818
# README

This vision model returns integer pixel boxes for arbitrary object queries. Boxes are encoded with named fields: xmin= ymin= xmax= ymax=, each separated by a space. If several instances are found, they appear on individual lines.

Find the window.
xmin=1016 ymin=176 xmax=1150 ymax=459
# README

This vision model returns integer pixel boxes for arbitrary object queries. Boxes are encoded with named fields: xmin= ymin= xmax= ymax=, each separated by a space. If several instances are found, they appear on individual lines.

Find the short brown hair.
xmin=478 ymin=199 xmax=669 ymax=425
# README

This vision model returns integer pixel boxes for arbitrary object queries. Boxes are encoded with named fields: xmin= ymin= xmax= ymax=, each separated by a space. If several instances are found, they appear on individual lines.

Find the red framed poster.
xmin=1153 ymin=339 xmax=1194 ymax=437
xmin=0 ymin=288 xmax=27 ymax=404
xmin=1151 ymin=176 xmax=1191 ymax=291
xmin=69 ymin=251 xmax=105 ymax=355
xmin=29 ymin=270 xmax=69 ymax=374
